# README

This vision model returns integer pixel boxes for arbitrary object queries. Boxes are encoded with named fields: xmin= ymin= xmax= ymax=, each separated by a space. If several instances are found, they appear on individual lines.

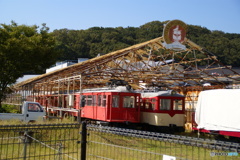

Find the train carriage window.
xmin=139 ymin=97 xmax=144 ymax=109
xmin=160 ymin=99 xmax=171 ymax=110
xmin=102 ymin=95 xmax=106 ymax=107
xmin=173 ymin=99 xmax=183 ymax=110
xmin=151 ymin=99 xmax=156 ymax=110
xmin=86 ymin=95 xmax=93 ymax=106
xmin=112 ymin=95 xmax=119 ymax=108
xmin=97 ymin=95 xmax=102 ymax=106
xmin=123 ymin=96 xmax=135 ymax=108
xmin=92 ymin=95 xmax=96 ymax=106
xmin=80 ymin=95 xmax=86 ymax=107
xmin=145 ymin=99 xmax=151 ymax=110
xmin=145 ymin=99 xmax=156 ymax=110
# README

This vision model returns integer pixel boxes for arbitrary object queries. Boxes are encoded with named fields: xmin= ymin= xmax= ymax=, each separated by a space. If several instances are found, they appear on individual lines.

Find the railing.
xmin=0 ymin=123 xmax=80 ymax=160
xmin=2 ymin=93 xmax=23 ymax=105
xmin=1 ymin=122 xmax=239 ymax=160
xmin=85 ymin=124 xmax=240 ymax=160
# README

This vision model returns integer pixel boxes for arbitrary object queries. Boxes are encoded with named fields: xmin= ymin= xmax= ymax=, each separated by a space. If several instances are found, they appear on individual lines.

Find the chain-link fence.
xmin=1 ymin=122 xmax=240 ymax=160
xmin=86 ymin=124 xmax=240 ymax=160
xmin=0 ymin=123 xmax=80 ymax=160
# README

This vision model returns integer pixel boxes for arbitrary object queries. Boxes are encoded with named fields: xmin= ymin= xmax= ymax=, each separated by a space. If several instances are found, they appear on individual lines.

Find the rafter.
xmin=13 ymin=36 xmax=240 ymax=93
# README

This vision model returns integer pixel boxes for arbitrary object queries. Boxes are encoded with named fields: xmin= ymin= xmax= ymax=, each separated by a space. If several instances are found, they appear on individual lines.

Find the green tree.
xmin=0 ymin=21 xmax=59 ymax=109
xmin=136 ymin=21 xmax=163 ymax=42
xmin=52 ymin=20 xmax=240 ymax=67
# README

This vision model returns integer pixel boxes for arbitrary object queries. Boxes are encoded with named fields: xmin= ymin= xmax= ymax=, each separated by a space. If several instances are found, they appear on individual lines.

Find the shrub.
xmin=1 ymin=104 xmax=20 ymax=113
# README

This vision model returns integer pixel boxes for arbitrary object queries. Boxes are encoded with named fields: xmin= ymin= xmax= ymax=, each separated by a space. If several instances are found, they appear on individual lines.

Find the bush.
xmin=1 ymin=104 xmax=20 ymax=113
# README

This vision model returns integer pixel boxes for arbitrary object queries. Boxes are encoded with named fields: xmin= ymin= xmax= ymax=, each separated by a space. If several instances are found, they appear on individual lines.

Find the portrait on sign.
xmin=163 ymin=20 xmax=187 ymax=51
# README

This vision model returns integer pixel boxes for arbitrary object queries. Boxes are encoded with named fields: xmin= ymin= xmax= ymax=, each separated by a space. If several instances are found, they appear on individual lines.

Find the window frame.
xmin=123 ymin=96 xmax=135 ymax=108
xmin=27 ymin=103 xmax=43 ymax=112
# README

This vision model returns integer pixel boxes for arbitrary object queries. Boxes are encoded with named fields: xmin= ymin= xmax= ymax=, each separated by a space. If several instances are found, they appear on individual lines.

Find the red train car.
xmin=80 ymin=86 xmax=141 ymax=124
xmin=30 ymin=86 xmax=185 ymax=132
xmin=33 ymin=86 xmax=141 ymax=124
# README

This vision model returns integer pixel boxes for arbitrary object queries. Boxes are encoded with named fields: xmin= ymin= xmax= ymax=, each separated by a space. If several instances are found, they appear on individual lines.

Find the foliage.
xmin=52 ymin=21 xmax=240 ymax=67
xmin=1 ymin=104 xmax=20 ymax=113
xmin=0 ymin=21 xmax=59 ymax=108
xmin=1 ymin=20 xmax=240 ymax=109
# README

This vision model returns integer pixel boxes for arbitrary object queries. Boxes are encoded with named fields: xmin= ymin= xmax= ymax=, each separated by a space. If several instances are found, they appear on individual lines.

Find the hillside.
xmin=52 ymin=21 xmax=240 ymax=66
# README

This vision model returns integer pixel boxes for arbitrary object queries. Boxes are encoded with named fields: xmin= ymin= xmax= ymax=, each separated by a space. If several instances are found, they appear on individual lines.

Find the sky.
xmin=0 ymin=0 xmax=240 ymax=34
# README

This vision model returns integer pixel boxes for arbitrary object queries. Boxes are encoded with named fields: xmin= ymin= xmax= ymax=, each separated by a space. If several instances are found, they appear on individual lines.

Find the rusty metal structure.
xmin=8 ymin=21 xmax=240 ymax=127
xmin=14 ymin=37 xmax=240 ymax=94
xmin=11 ymin=20 xmax=240 ymax=119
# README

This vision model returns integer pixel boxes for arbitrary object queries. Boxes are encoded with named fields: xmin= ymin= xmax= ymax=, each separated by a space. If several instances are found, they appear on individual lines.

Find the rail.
xmin=87 ymin=124 xmax=240 ymax=153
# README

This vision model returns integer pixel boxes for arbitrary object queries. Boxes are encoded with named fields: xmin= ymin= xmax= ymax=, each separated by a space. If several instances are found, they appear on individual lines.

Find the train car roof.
xmin=82 ymin=86 xmax=134 ymax=93
xmin=140 ymin=90 xmax=184 ymax=98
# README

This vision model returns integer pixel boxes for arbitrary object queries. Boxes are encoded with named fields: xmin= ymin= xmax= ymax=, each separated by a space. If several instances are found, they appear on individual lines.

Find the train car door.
xmin=121 ymin=94 xmax=140 ymax=123
xmin=109 ymin=93 xmax=140 ymax=123
xmin=92 ymin=95 xmax=97 ymax=120
xmin=80 ymin=94 xmax=94 ymax=119
xmin=96 ymin=94 xmax=107 ymax=121
xmin=108 ymin=94 xmax=122 ymax=121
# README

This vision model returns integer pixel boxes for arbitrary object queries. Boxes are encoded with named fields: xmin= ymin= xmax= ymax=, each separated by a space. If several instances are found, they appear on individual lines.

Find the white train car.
xmin=140 ymin=90 xmax=185 ymax=132
xmin=194 ymin=89 xmax=240 ymax=138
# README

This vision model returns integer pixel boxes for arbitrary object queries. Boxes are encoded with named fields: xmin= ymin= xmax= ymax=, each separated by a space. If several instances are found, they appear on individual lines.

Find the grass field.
xmin=87 ymin=130 xmax=240 ymax=160
xmin=0 ymin=119 xmax=239 ymax=160
xmin=0 ymin=119 xmax=80 ymax=159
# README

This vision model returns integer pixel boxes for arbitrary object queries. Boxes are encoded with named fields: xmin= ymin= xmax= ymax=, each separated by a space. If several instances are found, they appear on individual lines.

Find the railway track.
xmin=87 ymin=124 xmax=240 ymax=153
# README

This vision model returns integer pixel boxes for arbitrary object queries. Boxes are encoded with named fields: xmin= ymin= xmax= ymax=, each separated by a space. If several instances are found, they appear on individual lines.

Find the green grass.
xmin=0 ymin=119 xmax=239 ymax=160
xmin=87 ymin=131 xmax=240 ymax=160
xmin=0 ymin=119 xmax=80 ymax=160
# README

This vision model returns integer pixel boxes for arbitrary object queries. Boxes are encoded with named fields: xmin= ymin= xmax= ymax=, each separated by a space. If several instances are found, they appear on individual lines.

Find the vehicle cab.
xmin=23 ymin=101 xmax=46 ymax=121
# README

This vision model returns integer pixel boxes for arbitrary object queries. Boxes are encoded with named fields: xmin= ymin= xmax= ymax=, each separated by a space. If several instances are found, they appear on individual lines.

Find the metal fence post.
xmin=23 ymin=130 xmax=28 ymax=160
xmin=81 ymin=121 xmax=87 ymax=160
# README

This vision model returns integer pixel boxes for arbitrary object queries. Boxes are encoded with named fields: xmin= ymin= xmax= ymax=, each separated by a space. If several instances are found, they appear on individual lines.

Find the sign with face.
xmin=163 ymin=20 xmax=187 ymax=51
